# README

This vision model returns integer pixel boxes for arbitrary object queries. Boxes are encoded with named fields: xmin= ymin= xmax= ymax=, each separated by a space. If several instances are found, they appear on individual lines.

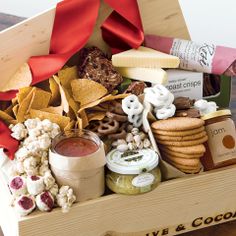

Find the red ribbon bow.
xmin=0 ymin=0 xmax=144 ymax=159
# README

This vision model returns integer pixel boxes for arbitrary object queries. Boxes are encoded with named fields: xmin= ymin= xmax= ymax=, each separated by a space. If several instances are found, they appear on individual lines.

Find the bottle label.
xmin=170 ymin=39 xmax=216 ymax=73
xmin=205 ymin=119 xmax=236 ymax=164
xmin=132 ymin=173 xmax=154 ymax=188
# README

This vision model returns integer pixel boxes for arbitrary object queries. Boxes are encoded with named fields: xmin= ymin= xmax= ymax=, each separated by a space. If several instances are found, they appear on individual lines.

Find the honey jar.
xmin=201 ymin=109 xmax=236 ymax=170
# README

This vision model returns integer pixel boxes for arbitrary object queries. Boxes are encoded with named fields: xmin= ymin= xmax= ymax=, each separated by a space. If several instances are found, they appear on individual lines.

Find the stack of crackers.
xmin=151 ymin=117 xmax=208 ymax=174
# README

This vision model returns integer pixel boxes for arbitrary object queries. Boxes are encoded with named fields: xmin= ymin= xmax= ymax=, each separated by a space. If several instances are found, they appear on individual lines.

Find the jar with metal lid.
xmin=106 ymin=149 xmax=161 ymax=195
xmin=201 ymin=109 xmax=236 ymax=170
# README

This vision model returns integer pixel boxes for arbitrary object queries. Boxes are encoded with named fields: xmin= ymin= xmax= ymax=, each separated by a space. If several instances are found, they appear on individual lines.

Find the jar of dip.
xmin=49 ymin=129 xmax=106 ymax=202
xmin=201 ymin=109 xmax=236 ymax=170
xmin=106 ymin=149 xmax=161 ymax=195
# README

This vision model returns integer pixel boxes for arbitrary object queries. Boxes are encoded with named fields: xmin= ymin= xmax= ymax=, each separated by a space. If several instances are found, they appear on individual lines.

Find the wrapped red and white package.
xmin=145 ymin=35 xmax=236 ymax=76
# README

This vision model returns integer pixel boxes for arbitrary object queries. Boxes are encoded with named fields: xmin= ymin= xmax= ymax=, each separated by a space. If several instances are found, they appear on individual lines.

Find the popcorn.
xmin=26 ymin=141 xmax=41 ymax=156
xmin=39 ymin=160 xmax=50 ymax=176
xmin=9 ymin=118 xmax=76 ymax=214
xmin=24 ymin=118 xmax=40 ymax=130
xmin=23 ymin=157 xmax=39 ymax=176
xmin=15 ymin=161 xmax=25 ymax=174
xmin=36 ymin=191 xmax=54 ymax=212
xmin=38 ymin=133 xmax=51 ymax=150
xmin=28 ymin=128 xmax=41 ymax=138
xmin=41 ymin=119 xmax=53 ymax=132
xmin=15 ymin=195 xmax=36 ymax=216
xmin=43 ymin=172 xmax=56 ymax=190
xmin=9 ymin=176 xmax=27 ymax=196
xmin=27 ymin=176 xmax=45 ymax=195
xmin=49 ymin=183 xmax=59 ymax=197
xmin=15 ymin=146 xmax=29 ymax=162
xmin=56 ymin=186 xmax=76 ymax=213
xmin=10 ymin=123 xmax=28 ymax=141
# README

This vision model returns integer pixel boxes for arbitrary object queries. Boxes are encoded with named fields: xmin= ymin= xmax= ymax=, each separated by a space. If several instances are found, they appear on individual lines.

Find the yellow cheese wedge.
xmin=116 ymin=67 xmax=168 ymax=85
xmin=112 ymin=46 xmax=180 ymax=68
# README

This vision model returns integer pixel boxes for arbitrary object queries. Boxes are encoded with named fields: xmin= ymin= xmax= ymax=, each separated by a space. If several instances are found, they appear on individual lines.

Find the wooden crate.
xmin=1 ymin=1 xmax=236 ymax=236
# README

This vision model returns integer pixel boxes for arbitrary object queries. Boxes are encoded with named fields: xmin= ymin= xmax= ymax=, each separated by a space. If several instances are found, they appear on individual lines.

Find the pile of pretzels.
xmin=88 ymin=101 xmax=128 ymax=140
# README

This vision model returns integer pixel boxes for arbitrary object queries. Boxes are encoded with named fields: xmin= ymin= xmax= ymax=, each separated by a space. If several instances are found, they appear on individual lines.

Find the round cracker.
xmin=152 ymin=126 xmax=205 ymax=137
xmin=151 ymin=117 xmax=205 ymax=131
xmin=165 ymin=158 xmax=201 ymax=174
xmin=162 ymin=154 xmax=200 ymax=167
xmin=156 ymin=135 xmax=208 ymax=147
xmin=160 ymin=148 xmax=203 ymax=159
xmin=155 ymin=131 xmax=207 ymax=141
xmin=161 ymin=144 xmax=206 ymax=154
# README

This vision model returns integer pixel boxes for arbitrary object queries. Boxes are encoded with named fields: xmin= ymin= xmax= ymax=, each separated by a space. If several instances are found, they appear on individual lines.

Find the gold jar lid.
xmin=202 ymin=109 xmax=231 ymax=121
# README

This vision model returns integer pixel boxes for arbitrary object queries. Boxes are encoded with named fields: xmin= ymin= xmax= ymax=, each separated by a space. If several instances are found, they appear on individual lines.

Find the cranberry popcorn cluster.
xmin=8 ymin=118 xmax=76 ymax=216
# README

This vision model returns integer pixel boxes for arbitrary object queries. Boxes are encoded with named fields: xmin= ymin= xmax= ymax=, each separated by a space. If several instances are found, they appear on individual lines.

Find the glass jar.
xmin=201 ymin=109 xmax=236 ymax=170
xmin=106 ymin=149 xmax=161 ymax=195
xmin=49 ymin=129 xmax=106 ymax=202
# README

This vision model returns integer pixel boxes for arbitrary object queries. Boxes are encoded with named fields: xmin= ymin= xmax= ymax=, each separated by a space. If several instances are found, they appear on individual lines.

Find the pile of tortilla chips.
xmin=0 ymin=65 xmax=128 ymax=131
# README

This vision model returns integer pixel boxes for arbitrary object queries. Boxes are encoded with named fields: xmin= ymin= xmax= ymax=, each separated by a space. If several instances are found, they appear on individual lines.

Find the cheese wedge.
xmin=116 ymin=67 xmax=168 ymax=85
xmin=112 ymin=46 xmax=180 ymax=68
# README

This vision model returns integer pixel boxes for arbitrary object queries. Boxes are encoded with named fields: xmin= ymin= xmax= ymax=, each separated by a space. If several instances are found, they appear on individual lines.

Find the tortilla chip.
xmin=64 ymin=120 xmax=75 ymax=131
xmin=0 ymin=63 xmax=32 ymax=92
xmin=17 ymin=87 xmax=33 ymax=104
xmin=58 ymin=66 xmax=78 ymax=91
xmin=76 ymin=118 xmax=83 ymax=130
xmin=30 ymin=88 xmax=51 ymax=110
xmin=53 ymin=76 xmax=70 ymax=113
xmin=29 ymin=109 xmax=70 ymax=130
xmin=49 ymin=78 xmax=61 ymax=106
xmin=0 ymin=110 xmax=15 ymax=124
xmin=12 ymin=105 xmax=19 ymax=118
xmin=16 ymin=88 xmax=35 ymax=122
xmin=71 ymin=79 xmax=108 ymax=106
xmin=41 ymin=106 xmax=63 ymax=115
xmin=78 ymin=93 xmax=129 ymax=113
xmin=79 ymin=110 xmax=89 ymax=128
xmin=87 ymin=112 xmax=106 ymax=122
xmin=4 ymin=105 xmax=14 ymax=116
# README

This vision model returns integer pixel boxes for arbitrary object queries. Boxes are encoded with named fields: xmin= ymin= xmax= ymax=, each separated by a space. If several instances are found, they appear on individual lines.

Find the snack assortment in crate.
xmin=1 ymin=0 xmax=236 ymax=235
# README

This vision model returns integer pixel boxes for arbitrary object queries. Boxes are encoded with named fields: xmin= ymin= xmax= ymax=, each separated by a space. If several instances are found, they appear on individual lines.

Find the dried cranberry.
xmin=41 ymin=192 xmax=54 ymax=211
xmin=31 ymin=176 xmax=40 ymax=181
xmin=10 ymin=177 xmax=23 ymax=190
xmin=18 ymin=197 xmax=34 ymax=210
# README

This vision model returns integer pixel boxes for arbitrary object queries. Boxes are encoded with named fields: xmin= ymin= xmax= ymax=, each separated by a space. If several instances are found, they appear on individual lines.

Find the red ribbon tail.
xmin=0 ymin=121 xmax=19 ymax=160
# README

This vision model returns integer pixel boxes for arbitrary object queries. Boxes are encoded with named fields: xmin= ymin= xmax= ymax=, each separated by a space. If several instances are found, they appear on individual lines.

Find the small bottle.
xmin=201 ymin=109 xmax=236 ymax=170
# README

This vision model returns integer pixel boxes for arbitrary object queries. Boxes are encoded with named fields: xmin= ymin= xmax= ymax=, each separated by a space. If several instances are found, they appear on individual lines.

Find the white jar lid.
xmin=106 ymin=148 xmax=159 ymax=175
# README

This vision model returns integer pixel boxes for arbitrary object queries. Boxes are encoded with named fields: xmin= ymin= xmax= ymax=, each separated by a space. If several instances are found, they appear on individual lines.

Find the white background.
xmin=1 ymin=0 xmax=236 ymax=48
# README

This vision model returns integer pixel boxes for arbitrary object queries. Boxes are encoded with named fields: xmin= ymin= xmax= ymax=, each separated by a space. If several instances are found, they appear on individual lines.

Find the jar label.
xmin=170 ymin=39 xmax=216 ymax=73
xmin=132 ymin=173 xmax=155 ymax=188
xmin=205 ymin=119 xmax=236 ymax=164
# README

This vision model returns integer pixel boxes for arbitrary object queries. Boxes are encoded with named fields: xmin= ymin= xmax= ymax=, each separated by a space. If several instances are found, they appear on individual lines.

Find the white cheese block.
xmin=116 ymin=67 xmax=168 ymax=85
xmin=112 ymin=46 xmax=180 ymax=68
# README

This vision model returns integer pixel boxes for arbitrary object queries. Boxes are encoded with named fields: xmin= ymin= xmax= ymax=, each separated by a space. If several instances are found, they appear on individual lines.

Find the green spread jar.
xmin=106 ymin=149 xmax=161 ymax=195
